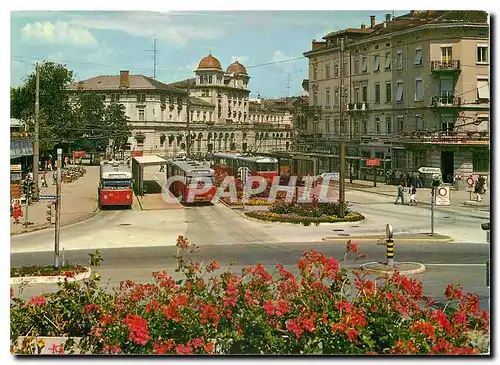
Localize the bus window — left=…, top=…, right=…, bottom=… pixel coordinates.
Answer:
left=257, top=163, right=277, bottom=172
left=102, top=179, right=131, bottom=190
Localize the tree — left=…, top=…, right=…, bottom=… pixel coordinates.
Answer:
left=10, top=62, right=75, bottom=154
left=104, top=102, right=131, bottom=157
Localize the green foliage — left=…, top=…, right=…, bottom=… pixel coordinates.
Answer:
left=10, top=264, right=87, bottom=278
left=88, top=250, right=103, bottom=267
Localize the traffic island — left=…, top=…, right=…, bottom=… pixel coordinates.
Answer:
left=10, top=265, right=92, bottom=285
left=321, top=233, right=453, bottom=243
left=360, top=261, right=426, bottom=276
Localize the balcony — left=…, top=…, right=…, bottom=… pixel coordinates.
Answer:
left=431, top=93, right=462, bottom=107
left=348, top=102, right=369, bottom=112
left=431, top=60, right=461, bottom=73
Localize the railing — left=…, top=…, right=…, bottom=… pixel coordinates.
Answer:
left=431, top=93, right=462, bottom=107
left=431, top=60, right=461, bottom=72
left=348, top=102, right=369, bottom=111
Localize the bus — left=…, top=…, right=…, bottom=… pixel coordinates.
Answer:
left=99, top=161, right=133, bottom=209
left=166, top=159, right=216, bottom=204
left=211, top=153, right=279, bottom=186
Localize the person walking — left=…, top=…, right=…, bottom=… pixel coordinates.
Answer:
left=395, top=183, right=405, bottom=205
left=47, top=159, right=52, bottom=171
left=41, top=170, right=48, bottom=188
left=409, top=186, right=417, bottom=205
left=12, top=200, right=23, bottom=224
left=475, top=176, right=486, bottom=202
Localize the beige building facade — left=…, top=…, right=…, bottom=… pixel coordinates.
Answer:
left=297, top=11, right=489, bottom=187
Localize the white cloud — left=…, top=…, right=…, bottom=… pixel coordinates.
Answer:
left=67, top=12, right=224, bottom=47
left=21, top=21, right=98, bottom=47
left=271, top=50, right=296, bottom=74
left=231, top=56, right=249, bottom=65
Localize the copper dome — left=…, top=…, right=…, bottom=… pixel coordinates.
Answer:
left=197, top=54, right=222, bottom=70
left=226, top=60, right=247, bottom=74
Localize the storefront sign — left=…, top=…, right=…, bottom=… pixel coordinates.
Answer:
left=10, top=164, right=22, bottom=171
left=365, top=158, right=381, bottom=167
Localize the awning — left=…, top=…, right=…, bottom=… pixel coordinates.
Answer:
left=10, top=140, right=33, bottom=159
left=132, top=155, right=167, bottom=166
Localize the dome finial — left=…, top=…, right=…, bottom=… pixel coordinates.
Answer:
left=209, top=49, right=212, bottom=56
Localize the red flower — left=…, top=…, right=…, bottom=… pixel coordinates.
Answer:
left=321, top=313, right=328, bottom=325
left=124, top=313, right=150, bottom=346
left=145, top=299, right=160, bottom=313
left=275, top=301, right=290, bottom=317
left=29, top=295, right=47, bottom=306
left=91, top=327, right=103, bottom=338
left=175, top=294, right=188, bottom=306
left=346, top=328, right=359, bottom=341
left=153, top=340, right=175, bottom=354
left=263, top=300, right=275, bottom=315
left=445, top=284, right=464, bottom=300
left=335, top=300, right=354, bottom=314
left=204, top=342, right=215, bottom=353
left=99, top=314, right=114, bottom=326
left=192, top=337, right=205, bottom=349
left=276, top=263, right=295, bottom=280
left=110, top=346, right=121, bottom=354
left=302, top=318, right=315, bottom=332
left=244, top=290, right=259, bottom=306
left=10, top=287, right=13, bottom=299
left=200, top=304, right=219, bottom=326
left=410, top=321, right=436, bottom=340
left=176, top=343, right=193, bottom=355
left=223, top=296, right=237, bottom=308
left=163, top=302, right=181, bottom=322
left=286, top=319, right=303, bottom=339
left=346, top=239, right=359, bottom=254
left=225, top=283, right=238, bottom=296
left=176, top=235, right=189, bottom=249
left=206, top=260, right=221, bottom=272
left=433, top=310, right=451, bottom=330
left=453, top=312, right=467, bottom=325
left=83, top=304, right=100, bottom=313
left=64, top=270, right=75, bottom=278
left=50, top=344, right=65, bottom=354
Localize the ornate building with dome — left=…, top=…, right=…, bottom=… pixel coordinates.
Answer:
left=67, top=53, right=294, bottom=158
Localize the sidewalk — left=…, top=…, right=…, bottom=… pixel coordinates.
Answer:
left=341, top=179, right=490, bottom=209
left=10, top=166, right=100, bottom=235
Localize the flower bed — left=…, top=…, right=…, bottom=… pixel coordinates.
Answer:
left=11, top=264, right=88, bottom=278
left=245, top=211, right=365, bottom=225
left=10, top=236, right=489, bottom=355
left=221, top=197, right=281, bottom=207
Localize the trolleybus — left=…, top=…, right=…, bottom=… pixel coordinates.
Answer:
left=211, top=153, right=279, bottom=186
left=98, top=161, right=133, bottom=209
left=166, top=159, right=216, bottom=204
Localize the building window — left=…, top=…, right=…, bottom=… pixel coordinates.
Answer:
left=396, top=50, right=403, bottom=69
left=386, top=82, right=392, bottom=103
left=343, top=61, right=348, bottom=76
left=477, top=44, right=489, bottom=64
left=385, top=53, right=391, bottom=70
left=386, top=115, right=392, bottom=134
left=138, top=109, right=145, bottom=121
left=137, top=94, right=146, bottom=103
left=363, top=120, right=368, bottom=134
left=325, top=118, right=330, bottom=133
left=414, top=48, right=423, bottom=66
left=354, top=58, right=360, bottom=74
left=354, top=87, right=360, bottom=103
left=334, top=119, right=340, bottom=135
left=313, top=64, right=318, bottom=80
left=374, top=84, right=381, bottom=103
left=416, top=115, right=424, bottom=130
left=373, top=55, right=380, bottom=72
left=477, top=77, right=489, bottom=101
left=313, top=90, right=318, bottom=106
left=473, top=150, right=490, bottom=172
left=202, top=89, right=210, bottom=97
left=325, top=64, right=331, bottom=78
left=362, top=86, right=367, bottom=102
left=441, top=46, right=452, bottom=62
left=111, top=94, right=120, bottom=102
left=441, top=116, right=455, bottom=135
left=208, top=76, right=213, bottom=84
left=397, top=115, right=404, bottom=132
left=334, top=88, right=339, bottom=106
left=354, top=121, right=359, bottom=134
left=375, top=117, right=381, bottom=134
left=334, top=63, right=339, bottom=77
left=415, top=78, right=424, bottom=101
left=326, top=88, right=331, bottom=106
left=396, top=81, right=403, bottom=102
left=361, top=57, right=368, bottom=73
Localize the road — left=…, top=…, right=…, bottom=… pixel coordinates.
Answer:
left=11, top=242, right=490, bottom=310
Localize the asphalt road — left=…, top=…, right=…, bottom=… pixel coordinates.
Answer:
left=11, top=242, right=490, bottom=310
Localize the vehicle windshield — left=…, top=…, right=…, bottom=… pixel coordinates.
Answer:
left=102, top=179, right=131, bottom=189
left=257, top=163, right=277, bottom=172
left=187, top=176, right=213, bottom=186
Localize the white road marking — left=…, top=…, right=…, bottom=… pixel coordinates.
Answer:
left=424, top=263, right=487, bottom=267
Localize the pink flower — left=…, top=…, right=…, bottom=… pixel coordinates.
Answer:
left=275, top=301, right=290, bottom=317
left=286, top=319, right=303, bottom=339
left=29, top=295, right=47, bottom=306
left=192, top=337, right=205, bottom=349
left=263, top=300, right=275, bottom=315
left=50, top=344, right=65, bottom=354
left=176, top=343, right=193, bottom=355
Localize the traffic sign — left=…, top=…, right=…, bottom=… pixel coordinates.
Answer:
left=467, top=176, right=474, bottom=186
left=418, top=167, right=441, bottom=174
left=435, top=186, right=450, bottom=206
left=39, top=195, right=57, bottom=200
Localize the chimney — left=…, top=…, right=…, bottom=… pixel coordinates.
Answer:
left=120, top=70, right=129, bottom=88
left=385, top=13, right=391, bottom=22
left=361, top=23, right=366, bottom=29
left=370, top=15, right=376, bottom=28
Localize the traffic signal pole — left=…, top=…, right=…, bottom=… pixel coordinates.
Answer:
left=33, top=63, right=40, bottom=201
left=54, top=148, right=62, bottom=268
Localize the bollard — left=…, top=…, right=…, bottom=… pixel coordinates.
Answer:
left=386, top=224, right=394, bottom=267
left=386, top=239, right=395, bottom=267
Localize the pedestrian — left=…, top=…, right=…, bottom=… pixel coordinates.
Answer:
left=395, top=183, right=405, bottom=205
left=41, top=170, right=48, bottom=188
left=475, top=175, right=486, bottom=202
left=53, top=170, right=57, bottom=185
left=47, top=159, right=52, bottom=171
left=401, top=173, right=407, bottom=188
left=409, top=186, right=417, bottom=205
left=12, top=200, right=23, bottom=224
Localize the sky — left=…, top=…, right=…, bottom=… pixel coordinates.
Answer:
left=11, top=10, right=409, bottom=99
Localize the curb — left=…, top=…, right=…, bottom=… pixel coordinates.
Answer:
left=360, top=261, right=426, bottom=275
left=243, top=213, right=366, bottom=227
left=10, top=267, right=92, bottom=285
left=10, top=205, right=99, bottom=236
left=321, top=235, right=454, bottom=243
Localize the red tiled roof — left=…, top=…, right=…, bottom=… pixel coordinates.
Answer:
left=227, top=61, right=247, bottom=74
left=198, top=54, right=222, bottom=70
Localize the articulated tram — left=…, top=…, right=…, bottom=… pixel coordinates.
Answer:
left=210, top=153, right=279, bottom=186
left=166, top=159, right=216, bottom=204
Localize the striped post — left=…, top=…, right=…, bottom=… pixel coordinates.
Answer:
left=386, top=239, right=394, bottom=267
